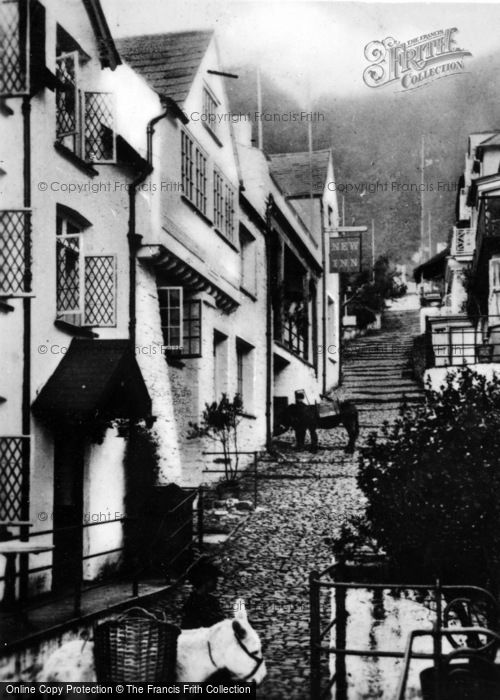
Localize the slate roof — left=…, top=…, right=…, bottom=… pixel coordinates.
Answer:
left=32, top=340, right=151, bottom=425
left=268, top=149, right=331, bottom=198
left=116, top=30, right=213, bottom=105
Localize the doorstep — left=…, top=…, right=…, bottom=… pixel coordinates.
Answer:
left=0, top=576, right=173, bottom=654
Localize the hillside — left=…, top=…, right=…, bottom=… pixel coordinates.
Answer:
left=226, top=50, right=500, bottom=268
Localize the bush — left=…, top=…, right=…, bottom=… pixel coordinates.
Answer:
left=358, top=368, right=500, bottom=588
left=187, top=393, right=244, bottom=481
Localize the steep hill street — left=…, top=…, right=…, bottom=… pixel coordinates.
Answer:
left=153, top=308, right=425, bottom=699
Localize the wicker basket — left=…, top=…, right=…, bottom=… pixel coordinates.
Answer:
left=93, top=607, right=180, bottom=683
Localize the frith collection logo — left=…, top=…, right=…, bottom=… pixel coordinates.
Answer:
left=363, top=28, right=472, bottom=91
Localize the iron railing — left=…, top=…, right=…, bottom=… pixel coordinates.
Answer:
left=0, top=486, right=204, bottom=617
left=450, top=227, right=475, bottom=258
left=424, top=314, right=500, bottom=368
left=309, top=560, right=500, bottom=700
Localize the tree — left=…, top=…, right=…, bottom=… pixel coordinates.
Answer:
left=358, top=368, right=500, bottom=588
left=187, top=393, right=244, bottom=482
left=344, top=255, right=407, bottom=329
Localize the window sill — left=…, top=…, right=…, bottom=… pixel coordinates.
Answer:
left=54, top=319, right=99, bottom=339
left=213, top=227, right=239, bottom=252
left=202, top=121, right=223, bottom=148
left=240, top=286, right=257, bottom=302
left=54, top=142, right=99, bottom=177
left=180, top=195, right=213, bottom=227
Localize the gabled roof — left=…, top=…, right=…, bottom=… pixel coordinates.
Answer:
left=268, top=149, right=331, bottom=198
left=115, top=30, right=213, bottom=105
left=32, top=340, right=151, bottom=425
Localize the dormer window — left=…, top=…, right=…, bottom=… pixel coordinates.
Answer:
left=55, top=26, right=116, bottom=163
left=203, top=86, right=219, bottom=136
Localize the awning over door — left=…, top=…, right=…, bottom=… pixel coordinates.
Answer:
left=32, top=339, right=152, bottom=426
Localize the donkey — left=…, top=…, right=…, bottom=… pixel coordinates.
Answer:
left=39, top=599, right=266, bottom=685
left=275, top=398, right=359, bottom=453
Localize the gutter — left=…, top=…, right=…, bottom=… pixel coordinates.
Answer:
left=320, top=198, right=327, bottom=394
left=127, top=101, right=188, bottom=347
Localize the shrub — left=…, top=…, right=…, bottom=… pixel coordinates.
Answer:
left=188, top=393, right=244, bottom=481
left=358, top=368, right=500, bottom=588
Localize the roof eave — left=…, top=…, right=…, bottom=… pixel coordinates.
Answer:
left=82, top=0, right=121, bottom=70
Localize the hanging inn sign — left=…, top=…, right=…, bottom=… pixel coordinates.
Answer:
left=329, top=227, right=365, bottom=273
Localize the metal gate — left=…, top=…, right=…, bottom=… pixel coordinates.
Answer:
left=309, top=558, right=500, bottom=700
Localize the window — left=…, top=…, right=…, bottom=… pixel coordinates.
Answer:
left=158, top=287, right=183, bottom=349
left=491, top=259, right=500, bottom=291
left=214, top=169, right=235, bottom=243
left=182, top=299, right=202, bottom=356
left=56, top=216, right=83, bottom=316
left=203, top=86, right=219, bottom=134
left=0, top=209, right=31, bottom=295
left=158, top=290, right=203, bottom=357
left=240, top=226, right=257, bottom=296
left=0, top=0, right=46, bottom=97
left=236, top=338, right=254, bottom=412
left=56, top=210, right=116, bottom=326
left=55, top=31, right=115, bottom=163
left=181, top=131, right=207, bottom=215
left=213, top=330, right=228, bottom=400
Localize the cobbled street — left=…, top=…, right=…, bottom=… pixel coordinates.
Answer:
left=152, top=309, right=423, bottom=700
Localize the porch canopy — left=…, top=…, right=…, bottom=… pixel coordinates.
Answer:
left=413, top=247, right=449, bottom=283
left=32, top=339, right=152, bottom=427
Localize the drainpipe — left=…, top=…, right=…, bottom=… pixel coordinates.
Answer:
left=320, top=199, right=327, bottom=394
left=265, top=197, right=273, bottom=450
left=19, top=95, right=31, bottom=597
left=127, top=107, right=169, bottom=348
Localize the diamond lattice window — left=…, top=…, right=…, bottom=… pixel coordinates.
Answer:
left=84, top=255, right=116, bottom=326
left=56, top=232, right=82, bottom=314
left=0, top=437, right=26, bottom=521
left=55, top=43, right=115, bottom=163
left=84, top=92, right=115, bottom=162
left=0, top=210, right=31, bottom=294
left=0, top=0, right=28, bottom=96
left=55, top=52, right=79, bottom=151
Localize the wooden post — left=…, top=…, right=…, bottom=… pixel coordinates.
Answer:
left=335, top=556, right=348, bottom=700
left=253, top=452, right=258, bottom=508
left=309, top=570, right=322, bottom=700
left=197, top=486, right=204, bottom=550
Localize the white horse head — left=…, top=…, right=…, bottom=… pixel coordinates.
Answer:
left=213, top=599, right=266, bottom=684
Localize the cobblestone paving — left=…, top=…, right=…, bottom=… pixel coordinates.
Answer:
left=152, top=310, right=420, bottom=699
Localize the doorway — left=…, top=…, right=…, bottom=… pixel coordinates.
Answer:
left=52, top=434, right=84, bottom=591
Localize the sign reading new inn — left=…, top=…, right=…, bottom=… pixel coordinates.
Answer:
left=329, top=235, right=361, bottom=273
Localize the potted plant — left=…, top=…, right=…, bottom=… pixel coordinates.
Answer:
left=188, top=393, right=244, bottom=493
